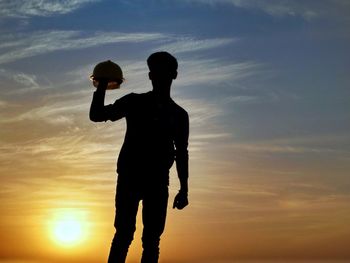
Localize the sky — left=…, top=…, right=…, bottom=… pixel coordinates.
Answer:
left=0, top=0, right=350, bottom=262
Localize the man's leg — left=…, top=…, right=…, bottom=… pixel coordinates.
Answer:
left=108, top=182, right=140, bottom=263
left=141, top=185, right=169, bottom=263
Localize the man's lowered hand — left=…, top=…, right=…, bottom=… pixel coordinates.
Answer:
left=173, top=190, right=188, bottom=210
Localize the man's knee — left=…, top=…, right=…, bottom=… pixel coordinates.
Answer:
left=113, top=225, right=136, bottom=246
left=142, top=233, right=160, bottom=248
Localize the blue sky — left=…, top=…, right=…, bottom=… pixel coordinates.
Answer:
left=1, top=1, right=350, bottom=262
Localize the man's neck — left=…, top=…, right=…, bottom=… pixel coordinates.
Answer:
left=151, top=88, right=171, bottom=99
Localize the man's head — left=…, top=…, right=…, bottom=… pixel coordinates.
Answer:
left=147, top=51, right=178, bottom=76
left=147, top=52, right=178, bottom=97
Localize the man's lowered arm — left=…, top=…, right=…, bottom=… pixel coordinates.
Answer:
left=173, top=111, right=189, bottom=210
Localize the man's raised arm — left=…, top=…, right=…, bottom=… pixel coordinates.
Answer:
left=90, top=81, right=129, bottom=122
left=89, top=81, right=108, bottom=122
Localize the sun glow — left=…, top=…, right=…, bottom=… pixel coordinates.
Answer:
left=54, top=216, right=82, bottom=244
left=49, top=210, right=89, bottom=247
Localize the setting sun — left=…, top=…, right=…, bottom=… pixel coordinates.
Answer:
left=49, top=210, right=89, bottom=247
left=54, top=216, right=82, bottom=245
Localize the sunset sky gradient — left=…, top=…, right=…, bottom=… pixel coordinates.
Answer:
left=1, top=1, right=350, bottom=263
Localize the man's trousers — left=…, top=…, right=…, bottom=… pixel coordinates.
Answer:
left=107, top=178, right=169, bottom=263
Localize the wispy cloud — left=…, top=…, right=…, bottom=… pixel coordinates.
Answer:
left=231, top=143, right=334, bottom=154
left=0, top=68, right=50, bottom=95
left=222, top=95, right=258, bottom=104
left=228, top=0, right=319, bottom=19
left=10, top=72, right=44, bottom=94
left=229, top=134, right=350, bottom=155
left=0, top=29, right=238, bottom=66
left=177, top=58, right=260, bottom=87
left=0, top=30, right=240, bottom=66
left=0, top=0, right=101, bottom=18
left=154, top=37, right=237, bottom=54
left=183, top=0, right=350, bottom=20
left=0, top=30, right=166, bottom=64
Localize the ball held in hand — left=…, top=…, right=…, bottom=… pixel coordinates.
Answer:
left=90, top=60, right=124, bottom=90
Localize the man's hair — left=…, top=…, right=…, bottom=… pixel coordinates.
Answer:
left=147, top=51, right=178, bottom=73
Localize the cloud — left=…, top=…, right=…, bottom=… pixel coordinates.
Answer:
left=0, top=30, right=166, bottom=64
left=231, top=143, right=326, bottom=154
left=0, top=0, right=101, bottom=18
left=0, top=68, right=50, bottom=95
left=228, top=0, right=318, bottom=19
left=0, top=100, right=8, bottom=107
left=0, top=30, right=240, bottom=67
left=154, top=37, right=237, bottom=54
left=177, top=58, right=260, bottom=87
left=182, top=0, right=350, bottom=20
left=222, top=95, right=258, bottom=104
left=229, top=134, right=350, bottom=155
left=11, top=72, right=42, bottom=92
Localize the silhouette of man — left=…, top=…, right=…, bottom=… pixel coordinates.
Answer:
left=89, top=52, right=189, bottom=263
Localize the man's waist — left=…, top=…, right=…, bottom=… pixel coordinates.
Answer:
left=116, top=168, right=170, bottom=186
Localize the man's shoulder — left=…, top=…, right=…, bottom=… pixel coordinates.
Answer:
left=170, top=99, right=188, bottom=118
left=117, top=92, right=154, bottom=108
left=126, top=91, right=151, bottom=100
left=118, top=92, right=144, bottom=102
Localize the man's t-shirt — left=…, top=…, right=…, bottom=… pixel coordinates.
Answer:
left=90, top=90, right=189, bottom=185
